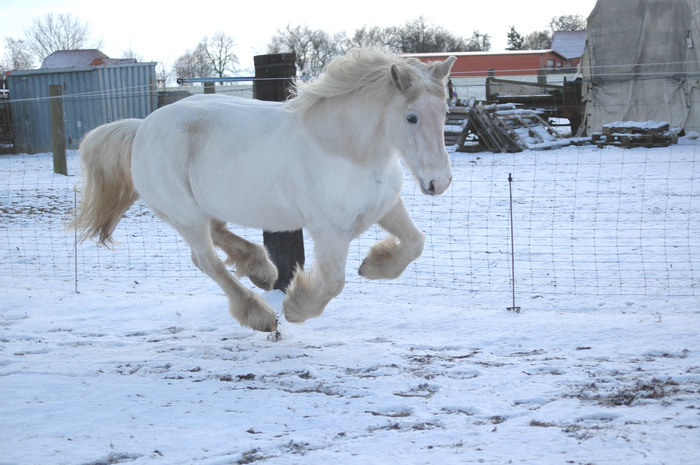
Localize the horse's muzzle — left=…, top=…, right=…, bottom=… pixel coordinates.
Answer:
left=420, top=176, right=452, bottom=196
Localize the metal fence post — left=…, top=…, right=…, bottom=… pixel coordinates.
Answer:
left=253, top=53, right=305, bottom=291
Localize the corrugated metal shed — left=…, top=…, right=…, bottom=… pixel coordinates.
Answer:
left=7, top=62, right=156, bottom=153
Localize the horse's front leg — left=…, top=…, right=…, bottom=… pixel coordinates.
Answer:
left=283, top=232, right=350, bottom=323
left=358, top=197, right=425, bottom=280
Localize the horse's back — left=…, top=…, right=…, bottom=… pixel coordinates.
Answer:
left=130, top=93, right=305, bottom=229
left=180, top=93, right=284, bottom=110
left=150, top=94, right=286, bottom=131
left=133, top=93, right=292, bottom=177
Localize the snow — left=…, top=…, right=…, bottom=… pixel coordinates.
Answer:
left=604, top=121, right=669, bottom=131
left=2, top=140, right=700, bottom=465
left=40, top=50, right=109, bottom=69
left=443, top=124, right=467, bottom=133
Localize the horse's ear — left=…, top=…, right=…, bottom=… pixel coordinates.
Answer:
left=391, top=64, right=412, bottom=92
left=436, top=56, right=457, bottom=80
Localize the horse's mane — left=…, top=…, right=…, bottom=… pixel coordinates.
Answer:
left=286, top=48, right=447, bottom=114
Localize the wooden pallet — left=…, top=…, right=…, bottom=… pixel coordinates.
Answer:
left=466, top=103, right=569, bottom=153
left=602, top=121, right=670, bottom=135
left=592, top=121, right=678, bottom=148
left=491, top=108, right=568, bottom=150
left=468, top=103, right=522, bottom=152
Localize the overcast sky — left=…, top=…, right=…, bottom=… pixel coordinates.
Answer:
left=1, top=0, right=598, bottom=72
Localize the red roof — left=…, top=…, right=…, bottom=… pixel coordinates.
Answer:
left=405, top=50, right=574, bottom=77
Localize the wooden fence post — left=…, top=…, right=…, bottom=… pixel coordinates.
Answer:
left=49, top=84, right=67, bottom=175
left=203, top=82, right=215, bottom=94
left=253, top=53, right=304, bottom=291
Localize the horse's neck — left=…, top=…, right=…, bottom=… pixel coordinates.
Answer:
left=302, top=96, right=395, bottom=166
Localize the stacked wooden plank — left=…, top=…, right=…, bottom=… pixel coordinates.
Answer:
left=444, top=98, right=475, bottom=151
left=591, top=121, right=679, bottom=148
left=467, top=103, right=522, bottom=152
left=466, top=103, right=569, bottom=153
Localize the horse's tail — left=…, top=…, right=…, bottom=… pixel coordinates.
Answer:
left=71, top=119, right=143, bottom=246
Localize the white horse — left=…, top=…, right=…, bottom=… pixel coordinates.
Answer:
left=73, top=48, right=456, bottom=332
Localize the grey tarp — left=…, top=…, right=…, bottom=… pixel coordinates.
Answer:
left=581, top=0, right=700, bottom=134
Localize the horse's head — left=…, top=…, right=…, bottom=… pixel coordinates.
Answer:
left=388, top=56, right=456, bottom=195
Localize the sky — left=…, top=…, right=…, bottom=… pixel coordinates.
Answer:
left=0, top=0, right=598, bottom=74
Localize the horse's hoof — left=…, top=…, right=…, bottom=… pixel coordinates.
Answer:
left=282, top=296, right=313, bottom=324
left=358, top=258, right=383, bottom=280
left=246, top=263, right=278, bottom=291
left=249, top=274, right=275, bottom=291
left=247, top=310, right=278, bottom=332
left=283, top=305, right=307, bottom=324
left=231, top=296, right=278, bottom=332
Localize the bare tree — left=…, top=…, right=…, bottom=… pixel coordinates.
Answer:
left=549, top=14, right=587, bottom=32
left=392, top=17, right=434, bottom=53
left=120, top=46, right=143, bottom=61
left=267, top=25, right=340, bottom=76
left=523, top=30, right=552, bottom=50
left=174, top=42, right=214, bottom=80
left=156, top=61, right=173, bottom=88
left=344, top=26, right=395, bottom=51
left=465, top=30, right=491, bottom=52
left=345, top=17, right=471, bottom=54
left=267, top=17, right=473, bottom=75
left=390, top=17, right=470, bottom=53
left=203, top=32, right=239, bottom=78
left=444, top=31, right=475, bottom=52
left=1, top=38, right=35, bottom=71
left=23, top=13, right=101, bottom=63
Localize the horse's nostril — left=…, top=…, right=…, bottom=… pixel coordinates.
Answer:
left=427, top=180, right=436, bottom=195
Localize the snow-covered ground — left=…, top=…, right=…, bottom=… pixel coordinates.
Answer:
left=2, top=140, right=699, bottom=464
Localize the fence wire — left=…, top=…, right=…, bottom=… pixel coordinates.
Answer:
left=2, top=142, right=698, bottom=304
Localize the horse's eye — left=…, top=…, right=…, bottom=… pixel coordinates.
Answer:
left=406, top=114, right=418, bottom=124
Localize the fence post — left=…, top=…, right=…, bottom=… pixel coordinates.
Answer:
left=253, top=53, right=304, bottom=291
left=537, top=69, right=547, bottom=86
left=507, top=173, right=520, bottom=313
left=49, top=84, right=67, bottom=175
left=203, top=82, right=215, bottom=94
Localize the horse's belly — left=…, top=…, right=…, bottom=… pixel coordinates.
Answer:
left=191, top=165, right=306, bottom=231
left=208, top=199, right=303, bottom=232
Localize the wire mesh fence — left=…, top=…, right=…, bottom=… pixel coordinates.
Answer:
left=2, top=141, right=698, bottom=305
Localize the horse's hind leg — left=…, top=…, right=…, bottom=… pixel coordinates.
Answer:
left=210, top=220, right=278, bottom=290
left=358, top=197, right=425, bottom=280
left=173, top=217, right=277, bottom=332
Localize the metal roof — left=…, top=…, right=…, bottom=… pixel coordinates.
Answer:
left=551, top=31, right=587, bottom=60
